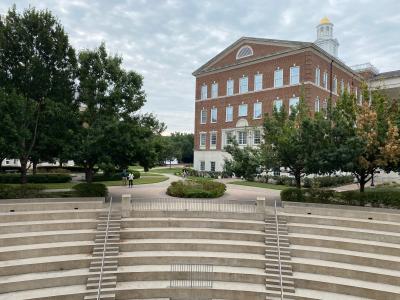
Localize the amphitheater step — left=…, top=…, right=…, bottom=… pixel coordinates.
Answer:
left=84, top=293, right=115, bottom=300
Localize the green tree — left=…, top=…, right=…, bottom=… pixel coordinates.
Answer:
left=331, top=89, right=400, bottom=192
left=224, top=141, right=262, bottom=181
left=262, top=97, right=325, bottom=188
left=169, top=133, right=194, bottom=164
left=0, top=7, right=77, bottom=182
left=75, top=43, right=161, bottom=182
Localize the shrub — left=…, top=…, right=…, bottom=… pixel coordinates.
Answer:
left=272, top=175, right=296, bottom=186
left=167, top=180, right=226, bottom=198
left=93, top=170, right=140, bottom=182
left=0, top=173, right=71, bottom=184
left=339, top=189, right=400, bottom=208
left=73, top=183, right=108, bottom=197
left=0, top=184, right=45, bottom=199
left=280, top=188, right=304, bottom=202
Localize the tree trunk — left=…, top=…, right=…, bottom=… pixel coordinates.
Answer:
left=359, top=174, right=366, bottom=193
left=85, top=165, right=94, bottom=183
left=295, top=173, right=301, bottom=189
left=20, top=158, right=28, bottom=184
left=32, top=160, right=38, bottom=175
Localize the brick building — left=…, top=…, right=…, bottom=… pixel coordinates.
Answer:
left=192, top=17, right=364, bottom=172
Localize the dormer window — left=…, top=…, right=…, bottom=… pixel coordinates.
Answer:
left=236, top=45, right=253, bottom=59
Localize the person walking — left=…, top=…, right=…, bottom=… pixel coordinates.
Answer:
left=128, top=172, right=134, bottom=188
left=122, top=169, right=128, bottom=186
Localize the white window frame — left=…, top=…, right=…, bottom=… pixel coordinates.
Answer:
left=200, top=161, right=205, bottom=171
left=238, top=131, right=247, bottom=145
left=347, top=82, right=351, bottom=93
left=236, top=45, right=254, bottom=59
left=200, top=109, right=207, bottom=124
left=315, top=97, right=320, bottom=112
left=211, top=82, right=218, bottom=98
left=253, top=102, right=262, bottom=119
left=226, top=131, right=233, bottom=145
left=199, top=132, right=206, bottom=148
left=210, top=132, right=217, bottom=149
left=253, top=130, right=261, bottom=145
left=289, top=97, right=299, bottom=115
left=254, top=73, right=263, bottom=91
left=226, top=79, right=234, bottom=96
left=238, top=104, right=248, bottom=117
left=274, top=69, right=283, bottom=88
left=323, top=72, right=328, bottom=89
left=239, top=76, right=248, bottom=93
left=201, top=84, right=207, bottom=100
left=210, top=107, right=217, bottom=123
left=290, top=66, right=300, bottom=85
left=341, top=79, right=345, bottom=94
left=315, top=67, right=320, bottom=86
left=274, top=99, right=283, bottom=112
left=225, top=106, right=233, bottom=122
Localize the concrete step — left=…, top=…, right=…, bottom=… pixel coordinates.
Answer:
left=90, top=260, right=118, bottom=266
left=122, top=217, right=265, bottom=231
left=84, top=293, right=115, bottom=300
left=283, top=212, right=400, bottom=233
left=87, top=281, right=116, bottom=289
left=120, top=227, right=265, bottom=242
left=294, top=271, right=400, bottom=299
left=93, top=251, right=119, bottom=257
left=0, top=219, right=97, bottom=234
left=289, top=232, right=400, bottom=257
left=266, top=267, right=293, bottom=276
left=87, top=275, right=117, bottom=283
left=288, top=223, right=400, bottom=244
left=266, top=283, right=295, bottom=293
left=119, top=238, right=266, bottom=254
left=89, top=265, right=118, bottom=272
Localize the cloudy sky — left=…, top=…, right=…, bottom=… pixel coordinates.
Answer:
left=2, top=0, right=400, bottom=134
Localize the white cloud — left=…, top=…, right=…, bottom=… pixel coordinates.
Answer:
left=3, top=0, right=400, bottom=131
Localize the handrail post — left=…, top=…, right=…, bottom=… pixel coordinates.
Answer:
left=275, top=199, right=284, bottom=300
left=97, top=196, right=113, bottom=300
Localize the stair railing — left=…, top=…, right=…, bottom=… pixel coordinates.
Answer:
left=274, top=199, right=284, bottom=300
left=97, top=196, right=113, bottom=300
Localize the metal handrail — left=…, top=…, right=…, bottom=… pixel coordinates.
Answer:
left=97, top=196, right=113, bottom=300
left=274, top=199, right=284, bottom=300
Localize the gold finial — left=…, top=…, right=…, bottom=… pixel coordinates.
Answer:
left=320, top=16, right=331, bottom=25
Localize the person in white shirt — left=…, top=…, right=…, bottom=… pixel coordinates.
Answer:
left=128, top=173, right=134, bottom=188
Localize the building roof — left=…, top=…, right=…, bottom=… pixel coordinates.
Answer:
left=193, top=36, right=362, bottom=80
left=374, top=70, right=400, bottom=80
left=320, top=16, right=331, bottom=25
left=192, top=36, right=311, bottom=76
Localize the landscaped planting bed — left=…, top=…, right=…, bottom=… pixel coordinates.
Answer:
left=167, top=180, right=226, bottom=198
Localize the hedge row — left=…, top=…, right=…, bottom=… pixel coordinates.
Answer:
left=92, top=170, right=140, bottom=182
left=167, top=180, right=226, bottom=198
left=0, top=184, right=45, bottom=199
left=303, top=175, right=354, bottom=188
left=0, top=173, right=72, bottom=184
left=281, top=188, right=400, bottom=209
left=72, top=183, right=108, bottom=197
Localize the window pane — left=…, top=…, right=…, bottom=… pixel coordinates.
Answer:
left=274, top=100, right=283, bottom=112
left=210, top=132, right=217, bottom=147
left=290, top=66, right=300, bottom=85
left=211, top=83, right=218, bottom=98
left=274, top=69, right=283, bottom=87
left=200, top=110, right=207, bottom=124
left=200, top=133, right=206, bottom=146
left=238, top=104, right=248, bottom=117
left=253, top=102, right=262, bottom=119
left=201, top=85, right=207, bottom=99
left=254, top=130, right=261, bottom=144
left=315, top=68, right=320, bottom=85
left=239, top=77, right=248, bottom=93
left=289, top=97, right=299, bottom=114
left=226, top=131, right=233, bottom=145
left=211, top=108, right=217, bottom=123
left=200, top=161, right=205, bottom=171
left=226, top=106, right=233, bottom=122
left=315, top=98, right=320, bottom=112
left=254, top=74, right=263, bottom=91
left=227, top=80, right=234, bottom=96
left=238, top=131, right=247, bottom=145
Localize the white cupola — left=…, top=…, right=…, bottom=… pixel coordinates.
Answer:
left=314, top=17, right=339, bottom=57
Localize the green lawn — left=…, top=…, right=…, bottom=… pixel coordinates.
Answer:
left=5, top=175, right=168, bottom=189
left=151, top=167, right=182, bottom=174
left=140, top=172, right=163, bottom=177
left=229, top=180, right=288, bottom=190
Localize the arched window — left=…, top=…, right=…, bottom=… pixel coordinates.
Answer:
left=236, top=45, right=253, bottom=59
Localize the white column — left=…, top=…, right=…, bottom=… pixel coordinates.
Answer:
left=121, top=194, right=131, bottom=217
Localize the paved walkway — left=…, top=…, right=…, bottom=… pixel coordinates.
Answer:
left=108, top=173, right=280, bottom=203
